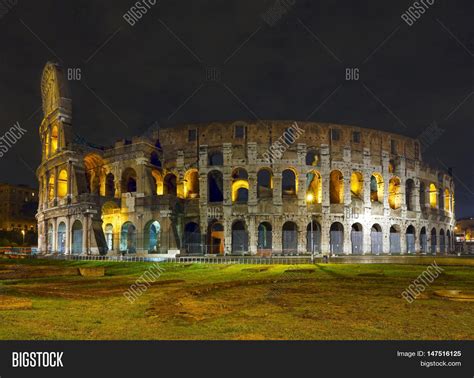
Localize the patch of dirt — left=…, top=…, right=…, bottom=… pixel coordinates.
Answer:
left=284, top=269, right=315, bottom=274
left=0, top=295, right=32, bottom=310
left=79, top=267, right=105, bottom=277
left=357, top=273, right=386, bottom=277
left=434, top=290, right=474, bottom=302
left=11, top=278, right=185, bottom=299
left=241, top=267, right=270, bottom=273
left=0, top=265, right=79, bottom=280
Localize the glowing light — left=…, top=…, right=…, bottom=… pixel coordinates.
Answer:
left=306, top=193, right=314, bottom=203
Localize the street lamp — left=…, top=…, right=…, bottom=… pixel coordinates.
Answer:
left=21, top=229, right=25, bottom=245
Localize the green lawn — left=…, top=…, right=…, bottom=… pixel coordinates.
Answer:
left=0, top=258, right=473, bottom=340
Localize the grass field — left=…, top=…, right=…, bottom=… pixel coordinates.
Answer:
left=0, top=258, right=473, bottom=340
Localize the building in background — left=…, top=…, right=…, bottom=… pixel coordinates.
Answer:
left=455, top=217, right=474, bottom=254
left=0, top=183, right=38, bottom=231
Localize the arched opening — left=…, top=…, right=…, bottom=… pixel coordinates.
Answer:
left=105, top=223, right=113, bottom=251
left=257, top=168, right=273, bottom=199
left=184, top=170, right=199, bottom=199
left=306, top=170, right=322, bottom=204
left=306, top=221, right=321, bottom=253
left=305, top=150, right=320, bottom=166
left=370, top=173, right=384, bottom=203
left=419, top=182, right=426, bottom=208
left=150, top=151, right=161, bottom=167
left=48, top=174, right=55, bottom=201
left=330, top=170, right=344, bottom=204
left=282, top=221, right=298, bottom=254
left=208, top=170, right=223, bottom=202
left=388, top=177, right=401, bottom=209
left=163, top=174, right=177, bottom=196
left=330, top=222, right=344, bottom=254
left=444, top=189, right=451, bottom=212
left=121, top=168, right=137, bottom=193
left=351, top=223, right=363, bottom=255
left=232, top=220, right=248, bottom=253
left=50, top=125, right=59, bottom=154
left=120, top=222, right=137, bottom=254
left=406, top=225, right=416, bottom=254
left=231, top=168, right=249, bottom=203
left=105, top=173, right=115, bottom=197
left=430, top=227, right=437, bottom=254
left=420, top=227, right=427, bottom=253
left=405, top=179, right=415, bottom=211
left=282, top=169, right=297, bottom=196
left=183, top=222, right=201, bottom=254
left=257, top=222, right=272, bottom=251
left=84, top=154, right=104, bottom=195
left=439, top=229, right=446, bottom=254
left=57, top=222, right=66, bottom=254
left=350, top=172, right=363, bottom=200
left=71, top=220, right=83, bottom=254
left=208, top=221, right=224, bottom=254
left=151, top=169, right=163, bottom=195
left=371, top=224, right=383, bottom=254
left=429, top=183, right=437, bottom=209
left=57, top=170, right=68, bottom=198
left=144, top=220, right=161, bottom=253
left=208, top=151, right=223, bottom=166
left=389, top=225, right=401, bottom=254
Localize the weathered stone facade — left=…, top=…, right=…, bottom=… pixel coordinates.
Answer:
left=36, top=62, right=455, bottom=256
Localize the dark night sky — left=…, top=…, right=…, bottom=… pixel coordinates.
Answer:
left=0, top=0, right=472, bottom=217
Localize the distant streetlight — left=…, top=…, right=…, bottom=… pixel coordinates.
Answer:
left=21, top=229, right=25, bottom=245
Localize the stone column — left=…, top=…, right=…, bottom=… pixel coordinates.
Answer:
left=363, top=225, right=371, bottom=255
left=248, top=216, right=257, bottom=255
left=363, top=148, right=372, bottom=216
left=273, top=170, right=282, bottom=206
left=224, top=219, right=232, bottom=255
left=52, top=218, right=57, bottom=253
left=382, top=151, right=390, bottom=215
left=65, top=216, right=71, bottom=254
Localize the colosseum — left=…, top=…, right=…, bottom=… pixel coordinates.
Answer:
left=36, top=62, right=456, bottom=256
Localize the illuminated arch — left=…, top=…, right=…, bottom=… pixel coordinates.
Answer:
left=429, top=183, right=437, bottom=209
left=350, top=171, right=363, bottom=200
left=50, top=125, right=59, bottom=154
left=444, top=189, right=451, bottom=212
left=48, top=173, right=55, bottom=201
left=184, top=169, right=199, bottom=199
left=370, top=173, right=384, bottom=203
left=306, top=170, right=322, bottom=204
left=388, top=176, right=401, bottom=209
left=84, top=153, right=104, bottom=194
left=329, top=170, right=344, bottom=204
left=231, top=168, right=249, bottom=203
left=151, top=169, right=163, bottom=195
left=57, top=169, right=68, bottom=198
